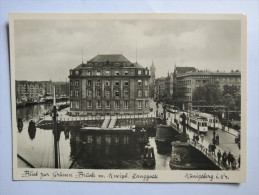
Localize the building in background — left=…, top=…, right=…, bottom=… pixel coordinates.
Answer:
left=53, top=81, right=69, bottom=98
left=149, top=61, right=156, bottom=98
left=165, top=72, right=174, bottom=98
left=69, top=54, right=150, bottom=116
left=15, top=80, right=69, bottom=103
left=175, top=70, right=241, bottom=103
left=154, top=77, right=166, bottom=99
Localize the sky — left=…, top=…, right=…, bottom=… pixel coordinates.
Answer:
left=14, top=19, right=241, bottom=81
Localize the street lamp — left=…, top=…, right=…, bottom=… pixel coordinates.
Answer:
left=213, top=104, right=216, bottom=144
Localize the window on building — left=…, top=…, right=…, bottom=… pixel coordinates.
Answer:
left=96, top=80, right=101, bottom=86
left=96, top=90, right=101, bottom=97
left=105, top=90, right=110, bottom=97
left=115, top=71, right=120, bottom=75
left=124, top=70, right=129, bottom=75
left=124, top=101, right=129, bottom=109
left=70, top=101, right=73, bottom=108
left=87, top=71, right=92, bottom=76
left=75, top=71, right=79, bottom=75
left=124, top=81, right=129, bottom=86
left=138, top=80, right=142, bottom=86
left=145, top=70, right=148, bottom=75
left=70, top=90, right=73, bottom=97
left=145, top=100, right=148, bottom=108
left=75, top=101, right=79, bottom=109
left=137, top=101, right=142, bottom=109
left=70, top=70, right=73, bottom=76
left=115, top=90, right=120, bottom=97
left=75, top=80, right=79, bottom=86
left=145, top=89, right=148, bottom=97
left=106, top=101, right=110, bottom=109
left=88, top=80, right=92, bottom=86
left=75, top=89, right=79, bottom=97
left=87, top=101, right=92, bottom=109
left=96, top=101, right=101, bottom=109
left=87, top=89, right=92, bottom=97
left=96, top=70, right=101, bottom=76
left=115, top=101, right=120, bottom=109
left=70, top=80, right=73, bottom=86
left=115, top=80, right=120, bottom=86
left=105, top=80, right=110, bottom=86
left=138, top=90, right=142, bottom=97
left=144, top=80, right=148, bottom=86
left=105, top=70, right=110, bottom=76
left=138, top=70, right=142, bottom=75
left=124, top=89, right=129, bottom=97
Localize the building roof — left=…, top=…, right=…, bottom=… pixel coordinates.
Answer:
left=177, top=71, right=241, bottom=78
left=175, top=67, right=196, bottom=74
left=73, top=54, right=146, bottom=70
left=88, top=54, right=131, bottom=63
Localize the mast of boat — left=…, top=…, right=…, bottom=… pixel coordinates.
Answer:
left=52, top=85, right=60, bottom=168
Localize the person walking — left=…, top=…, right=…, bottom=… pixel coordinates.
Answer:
left=222, top=151, right=227, bottom=167
left=216, top=134, right=219, bottom=145
left=217, top=150, right=222, bottom=164
left=227, top=151, right=232, bottom=167
left=200, top=134, right=204, bottom=143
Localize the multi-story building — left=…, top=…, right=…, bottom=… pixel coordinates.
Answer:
left=53, top=81, right=69, bottom=98
left=68, top=54, right=151, bottom=116
left=154, top=77, right=166, bottom=99
left=16, top=80, right=56, bottom=102
left=165, top=72, right=174, bottom=98
left=176, top=71, right=241, bottom=102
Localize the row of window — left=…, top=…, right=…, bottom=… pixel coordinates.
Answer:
left=71, top=100, right=149, bottom=109
left=71, top=89, right=149, bottom=98
left=71, top=79, right=148, bottom=87
left=71, top=69, right=149, bottom=76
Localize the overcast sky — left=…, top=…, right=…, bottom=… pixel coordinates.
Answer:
left=14, top=19, right=241, bottom=81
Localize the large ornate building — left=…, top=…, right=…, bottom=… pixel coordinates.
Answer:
left=69, top=54, right=151, bottom=116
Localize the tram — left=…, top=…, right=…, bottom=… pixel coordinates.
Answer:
left=197, top=112, right=219, bottom=129
left=188, top=115, right=208, bottom=134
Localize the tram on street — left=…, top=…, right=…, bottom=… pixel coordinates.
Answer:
left=197, top=112, right=219, bottom=129
left=188, top=115, right=208, bottom=134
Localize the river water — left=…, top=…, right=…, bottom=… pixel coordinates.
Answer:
left=16, top=103, right=171, bottom=170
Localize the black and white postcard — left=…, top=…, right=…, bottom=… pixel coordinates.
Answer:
left=9, top=13, right=247, bottom=183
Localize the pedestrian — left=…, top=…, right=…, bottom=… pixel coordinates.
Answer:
left=200, top=134, right=204, bottom=143
left=231, top=156, right=236, bottom=170
left=216, top=134, right=219, bottom=145
left=208, top=143, right=212, bottom=153
left=211, top=144, right=216, bottom=155
left=193, top=134, right=196, bottom=142
left=196, top=134, right=199, bottom=143
left=217, top=150, right=222, bottom=164
left=222, top=151, right=227, bottom=167
left=227, top=152, right=232, bottom=167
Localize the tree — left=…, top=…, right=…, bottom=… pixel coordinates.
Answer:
left=221, top=85, right=241, bottom=111
left=193, top=82, right=222, bottom=105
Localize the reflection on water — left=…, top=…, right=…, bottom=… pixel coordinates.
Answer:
left=16, top=103, right=178, bottom=170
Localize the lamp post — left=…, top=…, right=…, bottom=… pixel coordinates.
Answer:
left=213, top=104, right=216, bottom=144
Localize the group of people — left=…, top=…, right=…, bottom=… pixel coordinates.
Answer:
left=217, top=150, right=240, bottom=170
left=192, top=133, right=205, bottom=144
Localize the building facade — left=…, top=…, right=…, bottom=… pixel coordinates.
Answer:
left=69, top=54, right=151, bottom=116
left=176, top=71, right=241, bottom=102
left=154, top=77, right=166, bottom=99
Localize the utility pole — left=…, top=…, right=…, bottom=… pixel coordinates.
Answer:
left=53, top=85, right=59, bottom=168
